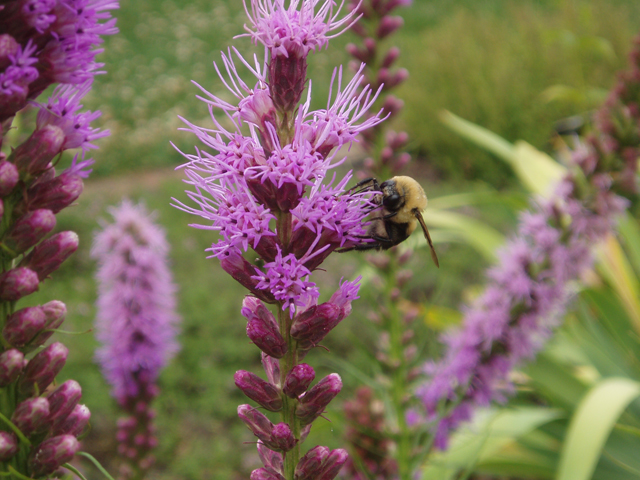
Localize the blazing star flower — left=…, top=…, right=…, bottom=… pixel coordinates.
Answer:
left=174, top=1, right=384, bottom=478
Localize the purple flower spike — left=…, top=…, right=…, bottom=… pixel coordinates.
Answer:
left=0, top=432, right=18, bottom=462
left=296, top=373, right=342, bottom=425
left=52, top=404, right=91, bottom=437
left=283, top=363, right=315, bottom=398
left=251, top=468, right=285, bottom=480
left=10, top=125, right=65, bottom=176
left=295, top=445, right=330, bottom=480
left=3, top=305, right=47, bottom=348
left=19, top=342, right=68, bottom=396
left=5, top=209, right=57, bottom=253
left=0, top=349, right=25, bottom=387
left=11, top=397, right=50, bottom=436
left=0, top=267, right=39, bottom=301
left=23, top=231, right=79, bottom=280
left=30, top=434, right=79, bottom=477
left=0, top=160, right=19, bottom=196
left=47, top=380, right=82, bottom=428
left=243, top=296, right=288, bottom=358
left=234, top=370, right=283, bottom=412
left=238, top=404, right=274, bottom=445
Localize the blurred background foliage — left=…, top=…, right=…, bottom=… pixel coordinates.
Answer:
left=19, top=0, right=640, bottom=479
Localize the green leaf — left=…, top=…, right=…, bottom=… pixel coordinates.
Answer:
left=617, top=214, right=640, bottom=279
left=556, top=378, right=640, bottom=480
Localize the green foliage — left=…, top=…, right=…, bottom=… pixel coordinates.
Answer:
left=399, top=0, right=640, bottom=185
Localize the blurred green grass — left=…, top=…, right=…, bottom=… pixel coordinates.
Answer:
left=21, top=0, right=640, bottom=478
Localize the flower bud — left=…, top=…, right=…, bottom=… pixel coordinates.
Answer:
left=295, top=446, right=330, bottom=480
left=5, top=209, right=57, bottom=254
left=26, top=173, right=83, bottom=213
left=257, top=441, right=283, bottom=474
left=0, top=267, right=39, bottom=301
left=251, top=469, right=285, bottom=480
left=269, top=422, right=296, bottom=452
left=19, top=342, right=68, bottom=396
left=22, top=231, right=78, bottom=280
left=290, top=303, right=341, bottom=350
left=377, top=15, right=404, bottom=39
left=238, top=404, right=273, bottom=445
left=243, top=297, right=287, bottom=358
left=296, top=374, right=342, bottom=426
left=0, top=432, right=18, bottom=461
left=283, top=364, right=315, bottom=398
left=3, top=306, right=47, bottom=347
left=30, top=434, right=79, bottom=477
left=261, top=352, right=281, bottom=387
left=381, top=46, right=401, bottom=69
left=220, top=251, right=276, bottom=303
left=316, top=448, right=348, bottom=479
left=11, top=397, right=50, bottom=436
left=0, top=349, right=24, bottom=386
left=0, top=160, right=19, bottom=196
left=268, top=51, right=308, bottom=114
left=52, top=403, right=90, bottom=437
left=48, top=380, right=82, bottom=429
left=29, top=300, right=66, bottom=347
left=11, top=126, right=65, bottom=176
left=234, top=370, right=282, bottom=412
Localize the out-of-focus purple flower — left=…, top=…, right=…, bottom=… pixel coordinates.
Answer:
left=92, top=200, right=180, bottom=404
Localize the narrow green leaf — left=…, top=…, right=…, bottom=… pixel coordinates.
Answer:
left=556, top=377, right=640, bottom=480
left=617, top=214, right=640, bottom=279
left=78, top=452, right=116, bottom=480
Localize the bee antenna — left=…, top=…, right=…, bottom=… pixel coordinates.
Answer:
left=414, top=211, right=439, bottom=268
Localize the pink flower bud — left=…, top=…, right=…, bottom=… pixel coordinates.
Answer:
left=381, top=95, right=404, bottom=119
left=261, top=352, right=280, bottom=386
left=52, top=403, right=90, bottom=437
left=30, top=434, right=79, bottom=476
left=376, top=16, right=403, bottom=39
left=250, top=469, right=285, bottom=480
left=22, top=231, right=78, bottom=280
left=238, top=404, right=273, bottom=445
left=381, top=46, right=401, bottom=69
left=3, top=306, right=46, bottom=347
left=296, top=374, right=342, bottom=425
left=47, top=380, right=82, bottom=429
left=220, top=251, right=276, bottom=303
left=0, top=267, right=39, bottom=301
left=0, top=349, right=24, bottom=386
left=26, top=173, right=83, bottom=213
left=290, top=303, right=341, bottom=350
left=11, top=126, right=65, bottom=176
left=283, top=363, right=315, bottom=398
left=11, top=397, right=50, bottom=436
left=0, top=161, right=19, bottom=196
left=269, top=422, right=296, bottom=452
left=316, top=448, right=348, bottom=480
left=295, top=446, right=330, bottom=480
left=268, top=53, right=307, bottom=114
left=234, top=370, right=282, bottom=412
left=5, top=209, right=57, bottom=253
left=19, top=342, right=68, bottom=396
left=0, top=432, right=18, bottom=461
left=243, top=297, right=287, bottom=358
left=257, top=440, right=283, bottom=474
left=30, top=300, right=66, bottom=347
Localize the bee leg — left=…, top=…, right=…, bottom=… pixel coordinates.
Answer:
left=337, top=242, right=382, bottom=253
left=346, top=177, right=381, bottom=195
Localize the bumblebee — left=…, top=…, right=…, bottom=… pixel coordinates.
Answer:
left=340, top=176, right=439, bottom=268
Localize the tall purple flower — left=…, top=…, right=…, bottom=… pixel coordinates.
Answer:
left=173, top=1, right=386, bottom=479
left=417, top=35, right=640, bottom=450
left=92, top=200, right=180, bottom=480
left=0, top=2, right=118, bottom=478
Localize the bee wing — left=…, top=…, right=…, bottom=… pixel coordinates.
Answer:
left=415, top=211, right=439, bottom=268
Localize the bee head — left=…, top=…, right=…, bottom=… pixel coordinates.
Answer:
left=380, top=179, right=404, bottom=211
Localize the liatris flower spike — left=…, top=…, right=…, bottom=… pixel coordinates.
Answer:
left=92, top=199, right=180, bottom=480
left=418, top=33, right=640, bottom=450
left=173, top=1, right=390, bottom=478
left=0, top=2, right=118, bottom=478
